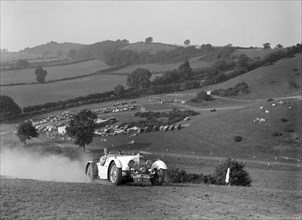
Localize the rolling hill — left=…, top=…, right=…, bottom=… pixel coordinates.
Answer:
left=121, top=42, right=179, bottom=54
left=204, top=53, right=302, bottom=99
left=19, top=41, right=84, bottom=56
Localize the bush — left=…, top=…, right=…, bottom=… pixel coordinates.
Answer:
left=191, top=91, right=214, bottom=102
left=284, top=125, right=294, bottom=133
left=212, top=158, right=252, bottom=187
left=166, top=168, right=204, bottom=183
left=211, top=81, right=250, bottom=97
left=234, top=136, right=242, bottom=142
left=272, top=131, right=283, bottom=136
left=280, top=118, right=288, bottom=122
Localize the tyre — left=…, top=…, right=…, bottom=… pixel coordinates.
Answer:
left=87, top=163, right=97, bottom=182
left=151, top=169, right=166, bottom=186
left=109, top=162, right=122, bottom=185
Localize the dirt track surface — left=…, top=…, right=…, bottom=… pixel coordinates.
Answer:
left=1, top=178, right=301, bottom=220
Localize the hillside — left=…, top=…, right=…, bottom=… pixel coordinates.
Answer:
left=204, top=53, right=302, bottom=99
left=113, top=55, right=211, bottom=74
left=0, top=52, right=41, bottom=63
left=121, top=42, right=178, bottom=54
left=232, top=48, right=282, bottom=59
left=20, top=41, right=84, bottom=56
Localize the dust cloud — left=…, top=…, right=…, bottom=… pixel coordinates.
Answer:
left=0, top=146, right=89, bottom=183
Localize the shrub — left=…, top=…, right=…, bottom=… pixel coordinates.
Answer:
left=234, top=136, right=242, bottom=142
left=212, top=158, right=252, bottom=187
left=191, top=91, right=214, bottom=102
left=289, top=81, right=299, bottom=89
left=211, top=82, right=250, bottom=97
left=166, top=168, right=204, bottom=183
left=284, top=125, right=294, bottom=133
left=280, top=118, right=288, bottom=122
left=272, top=131, right=283, bottom=136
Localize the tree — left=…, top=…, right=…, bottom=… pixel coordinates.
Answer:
left=191, top=91, right=214, bottom=102
left=34, top=66, right=47, bottom=83
left=67, top=49, right=77, bottom=59
left=15, top=59, right=29, bottom=69
left=56, top=50, right=64, bottom=57
left=184, top=39, right=191, bottom=46
left=263, top=42, right=271, bottom=49
left=275, top=44, right=283, bottom=49
left=127, top=68, right=152, bottom=89
left=66, top=109, right=97, bottom=152
left=0, top=95, right=22, bottom=121
left=114, top=84, right=125, bottom=96
left=16, top=121, right=39, bottom=145
left=177, top=60, right=192, bottom=80
left=237, top=54, right=250, bottom=69
left=145, top=37, right=153, bottom=44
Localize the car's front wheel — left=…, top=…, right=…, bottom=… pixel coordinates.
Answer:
left=151, top=169, right=166, bottom=186
left=109, top=162, right=122, bottom=185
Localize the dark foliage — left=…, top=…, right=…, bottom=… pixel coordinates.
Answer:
left=272, top=131, right=283, bottom=137
left=212, top=158, right=252, bottom=186
left=212, top=82, right=250, bottom=97
left=127, top=68, right=152, bottom=89
left=166, top=168, right=205, bottom=183
left=16, top=121, right=39, bottom=145
left=66, top=109, right=97, bottom=152
left=34, top=66, right=47, bottom=83
left=191, top=91, right=214, bottom=102
left=234, top=136, right=243, bottom=142
left=280, top=118, right=288, bottom=122
left=0, top=95, right=22, bottom=121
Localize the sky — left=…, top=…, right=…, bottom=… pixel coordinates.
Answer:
left=1, top=0, right=301, bottom=52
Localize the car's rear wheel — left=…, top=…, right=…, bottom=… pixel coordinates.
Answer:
left=151, top=169, right=166, bottom=186
left=109, top=162, right=122, bottom=185
left=87, top=163, right=97, bottom=182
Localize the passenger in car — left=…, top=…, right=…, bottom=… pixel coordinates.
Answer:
left=100, top=147, right=108, bottom=166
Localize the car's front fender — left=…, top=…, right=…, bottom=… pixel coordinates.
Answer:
left=151, top=160, right=167, bottom=170
left=112, top=158, right=123, bottom=168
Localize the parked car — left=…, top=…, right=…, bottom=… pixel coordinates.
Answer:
left=85, top=151, right=168, bottom=185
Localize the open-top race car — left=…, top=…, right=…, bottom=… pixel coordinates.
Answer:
left=85, top=151, right=168, bottom=185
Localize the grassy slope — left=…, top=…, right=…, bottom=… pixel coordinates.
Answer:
left=232, top=48, right=283, bottom=59
left=0, top=60, right=110, bottom=84
left=90, top=98, right=301, bottom=162
left=205, top=53, right=302, bottom=99
left=121, top=42, right=178, bottom=54
left=113, top=55, right=210, bottom=74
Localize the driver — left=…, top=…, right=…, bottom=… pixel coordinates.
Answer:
left=100, top=147, right=108, bottom=166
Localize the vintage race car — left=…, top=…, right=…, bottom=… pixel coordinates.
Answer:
left=85, top=151, right=167, bottom=185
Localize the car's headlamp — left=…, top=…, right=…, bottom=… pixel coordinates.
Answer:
left=145, top=160, right=153, bottom=169
left=140, top=167, right=146, bottom=173
left=128, top=160, right=135, bottom=168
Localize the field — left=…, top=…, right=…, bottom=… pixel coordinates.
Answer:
left=114, top=55, right=211, bottom=74
left=0, top=52, right=41, bottom=62
left=121, top=42, right=178, bottom=54
left=0, top=60, right=110, bottom=84
left=0, top=74, right=127, bottom=107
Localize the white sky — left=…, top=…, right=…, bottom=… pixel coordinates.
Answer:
left=1, top=0, right=301, bottom=51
